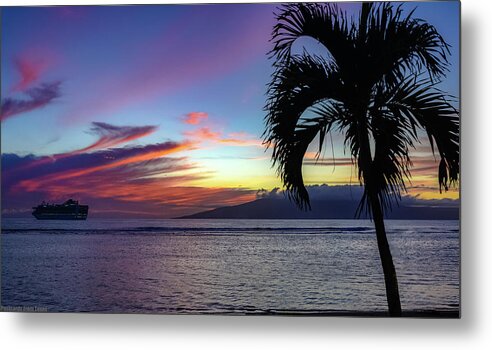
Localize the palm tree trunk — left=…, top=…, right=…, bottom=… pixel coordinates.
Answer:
left=368, top=191, right=402, bottom=317
left=355, top=106, right=402, bottom=316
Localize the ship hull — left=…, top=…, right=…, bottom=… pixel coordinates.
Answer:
left=33, top=213, right=88, bottom=220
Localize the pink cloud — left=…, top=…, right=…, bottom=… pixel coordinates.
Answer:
left=11, top=57, right=47, bottom=92
left=183, top=112, right=208, bottom=125
left=181, top=112, right=263, bottom=147
left=9, top=49, right=59, bottom=92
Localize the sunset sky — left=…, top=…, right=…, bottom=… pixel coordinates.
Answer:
left=1, top=2, right=460, bottom=218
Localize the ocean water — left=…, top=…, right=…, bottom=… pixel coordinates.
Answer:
left=1, top=218, right=459, bottom=315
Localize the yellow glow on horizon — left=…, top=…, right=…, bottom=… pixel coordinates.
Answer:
left=407, top=187, right=460, bottom=200
left=187, top=157, right=283, bottom=189
left=186, top=154, right=459, bottom=201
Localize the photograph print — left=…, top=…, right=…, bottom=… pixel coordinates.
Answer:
left=1, top=2, right=460, bottom=317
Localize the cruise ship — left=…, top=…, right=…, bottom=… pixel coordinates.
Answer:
left=32, top=199, right=89, bottom=220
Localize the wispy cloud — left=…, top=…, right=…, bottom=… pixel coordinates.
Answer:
left=1, top=81, right=61, bottom=121
left=22, top=122, right=158, bottom=169
left=78, top=122, right=158, bottom=153
left=184, top=127, right=221, bottom=141
left=302, top=152, right=443, bottom=175
left=184, top=127, right=262, bottom=147
left=303, top=156, right=354, bottom=167
left=219, top=131, right=263, bottom=147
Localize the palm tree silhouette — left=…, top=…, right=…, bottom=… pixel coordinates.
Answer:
left=263, top=2, right=459, bottom=316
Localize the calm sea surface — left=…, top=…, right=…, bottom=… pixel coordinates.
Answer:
left=1, top=219, right=459, bottom=314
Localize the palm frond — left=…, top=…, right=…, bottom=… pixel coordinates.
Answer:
left=268, top=102, right=344, bottom=210
left=361, top=2, right=450, bottom=87
left=270, top=3, right=354, bottom=66
left=264, top=54, right=343, bottom=149
left=264, top=54, right=347, bottom=208
left=383, top=77, right=459, bottom=193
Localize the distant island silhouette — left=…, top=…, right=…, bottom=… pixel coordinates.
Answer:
left=177, top=187, right=458, bottom=220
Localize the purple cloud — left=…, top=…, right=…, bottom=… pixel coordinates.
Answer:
left=1, top=81, right=61, bottom=121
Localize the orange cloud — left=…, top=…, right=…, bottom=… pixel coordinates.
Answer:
left=184, top=127, right=221, bottom=140
left=17, top=141, right=195, bottom=192
left=184, top=126, right=261, bottom=147
left=183, top=111, right=208, bottom=125
left=4, top=142, right=256, bottom=218
left=181, top=111, right=262, bottom=147
left=219, top=132, right=263, bottom=147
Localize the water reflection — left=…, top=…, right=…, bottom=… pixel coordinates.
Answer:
left=1, top=219, right=459, bottom=314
